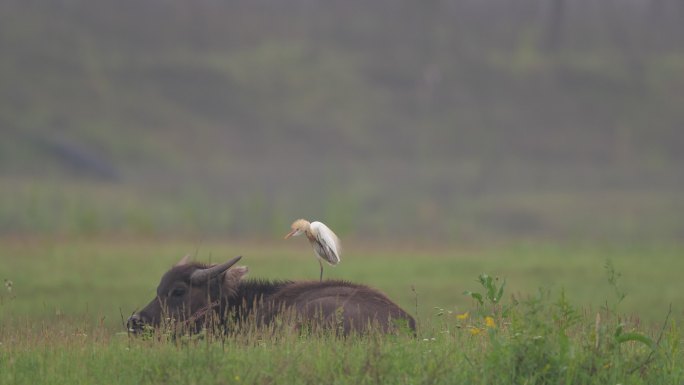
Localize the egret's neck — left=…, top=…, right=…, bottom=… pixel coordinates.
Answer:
left=303, top=225, right=316, bottom=242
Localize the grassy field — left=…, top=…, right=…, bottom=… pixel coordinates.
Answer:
left=1, top=237, right=683, bottom=384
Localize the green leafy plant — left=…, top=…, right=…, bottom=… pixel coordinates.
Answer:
left=602, top=260, right=656, bottom=351
left=1, top=279, right=15, bottom=305
left=614, top=323, right=656, bottom=350
left=463, top=273, right=512, bottom=320
left=463, top=273, right=506, bottom=306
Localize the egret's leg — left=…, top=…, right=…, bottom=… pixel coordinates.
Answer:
left=319, top=259, right=324, bottom=282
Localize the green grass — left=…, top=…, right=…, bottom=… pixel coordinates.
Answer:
left=1, top=238, right=682, bottom=326
left=2, top=177, right=683, bottom=243
left=1, top=237, right=683, bottom=384
left=3, top=317, right=679, bottom=385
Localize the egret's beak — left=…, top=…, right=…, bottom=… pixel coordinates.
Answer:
left=284, top=229, right=297, bottom=239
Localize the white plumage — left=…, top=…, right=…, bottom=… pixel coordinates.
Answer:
left=309, top=221, right=341, bottom=265
left=284, top=219, right=341, bottom=281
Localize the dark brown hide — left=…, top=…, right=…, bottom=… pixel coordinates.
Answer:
left=127, top=259, right=416, bottom=335
left=256, top=281, right=416, bottom=334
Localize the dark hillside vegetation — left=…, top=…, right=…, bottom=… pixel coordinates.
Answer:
left=1, top=0, right=683, bottom=240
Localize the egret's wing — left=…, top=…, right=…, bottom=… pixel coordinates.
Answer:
left=310, top=221, right=341, bottom=265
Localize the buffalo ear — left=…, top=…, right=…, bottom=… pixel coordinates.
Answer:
left=222, top=266, right=248, bottom=296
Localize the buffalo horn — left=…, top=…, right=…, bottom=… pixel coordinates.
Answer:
left=190, top=256, right=243, bottom=284
left=175, top=254, right=191, bottom=266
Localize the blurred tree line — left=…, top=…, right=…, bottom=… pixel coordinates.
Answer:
left=0, top=0, right=682, bottom=241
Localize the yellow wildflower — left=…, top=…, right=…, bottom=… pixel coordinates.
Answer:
left=469, top=327, right=483, bottom=335
left=455, top=312, right=469, bottom=320
left=484, top=316, right=496, bottom=328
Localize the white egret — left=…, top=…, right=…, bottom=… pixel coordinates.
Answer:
left=284, top=219, right=341, bottom=282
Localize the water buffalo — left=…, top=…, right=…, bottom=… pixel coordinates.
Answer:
left=127, top=255, right=416, bottom=335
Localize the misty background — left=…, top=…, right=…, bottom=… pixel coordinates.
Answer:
left=1, top=0, right=683, bottom=242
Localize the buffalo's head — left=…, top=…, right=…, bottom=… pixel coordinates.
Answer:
left=127, top=255, right=247, bottom=334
